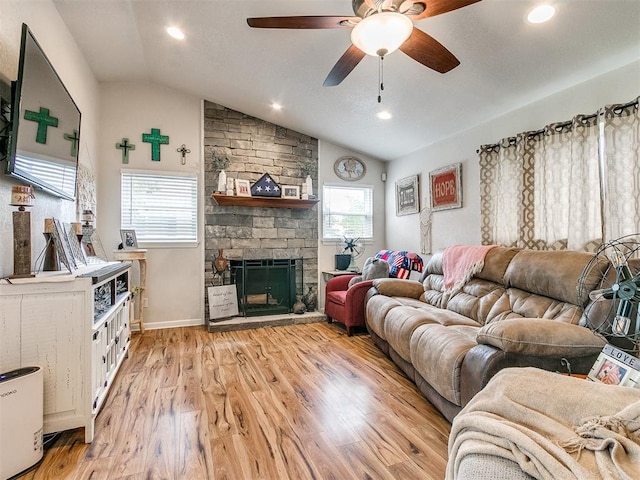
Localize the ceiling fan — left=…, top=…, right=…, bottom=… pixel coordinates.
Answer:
left=247, top=0, right=481, bottom=87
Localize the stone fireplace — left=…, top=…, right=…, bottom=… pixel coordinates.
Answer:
left=203, top=101, right=319, bottom=324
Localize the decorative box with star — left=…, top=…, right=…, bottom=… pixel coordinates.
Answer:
left=251, top=173, right=282, bottom=197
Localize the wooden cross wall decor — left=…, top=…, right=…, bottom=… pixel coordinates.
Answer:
left=24, top=107, right=58, bottom=144
left=142, top=128, right=169, bottom=161
left=116, top=138, right=136, bottom=164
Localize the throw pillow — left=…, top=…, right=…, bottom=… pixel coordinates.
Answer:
left=348, top=257, right=390, bottom=288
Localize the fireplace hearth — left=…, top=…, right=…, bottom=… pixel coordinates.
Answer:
left=231, top=258, right=302, bottom=317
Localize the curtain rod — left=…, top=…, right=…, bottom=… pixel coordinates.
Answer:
left=476, top=98, right=639, bottom=153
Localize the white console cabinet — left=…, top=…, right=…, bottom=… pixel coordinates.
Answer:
left=0, top=262, right=131, bottom=442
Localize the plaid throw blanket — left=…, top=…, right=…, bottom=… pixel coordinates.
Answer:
left=375, top=250, right=424, bottom=279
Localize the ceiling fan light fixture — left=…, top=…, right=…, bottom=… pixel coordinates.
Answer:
left=166, top=26, right=185, bottom=40
left=351, top=12, right=413, bottom=57
left=527, top=5, right=555, bottom=24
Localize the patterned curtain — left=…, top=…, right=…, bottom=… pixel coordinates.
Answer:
left=532, top=115, right=601, bottom=250
left=479, top=97, right=638, bottom=251
left=479, top=139, right=521, bottom=247
left=601, top=97, right=640, bottom=241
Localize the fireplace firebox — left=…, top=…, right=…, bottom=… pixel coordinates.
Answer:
left=231, top=258, right=302, bottom=317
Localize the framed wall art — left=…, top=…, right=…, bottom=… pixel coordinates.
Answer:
left=396, top=174, right=420, bottom=216
left=430, top=162, right=462, bottom=211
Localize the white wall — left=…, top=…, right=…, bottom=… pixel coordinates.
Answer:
left=386, top=60, right=640, bottom=254
left=0, top=1, right=99, bottom=277
left=317, top=141, right=386, bottom=307
left=99, top=82, right=203, bottom=328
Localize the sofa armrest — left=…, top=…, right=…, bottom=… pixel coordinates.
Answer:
left=371, top=278, right=424, bottom=299
left=477, top=319, right=607, bottom=357
left=459, top=343, right=602, bottom=407
left=326, top=274, right=357, bottom=293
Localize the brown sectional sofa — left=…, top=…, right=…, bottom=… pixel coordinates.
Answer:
left=364, top=246, right=609, bottom=422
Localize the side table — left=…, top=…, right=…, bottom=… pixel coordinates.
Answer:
left=113, top=249, right=147, bottom=333
left=321, top=269, right=359, bottom=283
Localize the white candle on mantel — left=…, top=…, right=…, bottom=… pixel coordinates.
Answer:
left=305, top=175, right=313, bottom=197
left=217, top=170, right=227, bottom=193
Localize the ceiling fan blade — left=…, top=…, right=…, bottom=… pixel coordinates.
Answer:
left=408, top=0, right=481, bottom=21
left=323, top=45, right=366, bottom=87
left=399, top=27, right=460, bottom=73
left=247, top=16, right=357, bottom=29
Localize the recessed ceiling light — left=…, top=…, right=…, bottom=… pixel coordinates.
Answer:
left=167, top=26, right=185, bottom=40
left=377, top=110, right=392, bottom=120
left=527, top=5, right=555, bottom=24
left=271, top=103, right=282, bottom=110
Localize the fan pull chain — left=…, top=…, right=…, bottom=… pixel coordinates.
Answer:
left=378, top=55, right=385, bottom=103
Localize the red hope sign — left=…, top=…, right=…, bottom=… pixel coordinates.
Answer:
left=431, top=170, right=457, bottom=207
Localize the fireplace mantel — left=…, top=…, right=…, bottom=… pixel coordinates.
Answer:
left=211, top=193, right=319, bottom=209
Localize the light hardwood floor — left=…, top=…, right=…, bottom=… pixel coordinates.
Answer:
left=19, top=323, right=450, bottom=479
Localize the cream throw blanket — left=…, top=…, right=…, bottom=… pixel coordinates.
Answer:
left=443, top=244, right=496, bottom=293
left=447, top=368, right=640, bottom=480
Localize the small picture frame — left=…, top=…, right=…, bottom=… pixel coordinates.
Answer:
left=52, top=218, right=77, bottom=272
left=235, top=179, right=251, bottom=197
left=120, top=229, right=138, bottom=249
left=396, top=174, right=420, bottom=216
left=587, top=344, right=640, bottom=388
left=282, top=185, right=300, bottom=199
left=430, top=162, right=462, bottom=211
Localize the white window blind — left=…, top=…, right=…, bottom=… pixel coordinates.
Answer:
left=322, top=184, right=373, bottom=240
left=121, top=171, right=197, bottom=243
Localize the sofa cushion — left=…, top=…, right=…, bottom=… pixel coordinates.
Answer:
left=365, top=294, right=404, bottom=340
left=445, top=279, right=506, bottom=326
left=474, top=247, right=521, bottom=284
left=371, top=278, right=425, bottom=299
left=325, top=290, right=347, bottom=307
left=485, top=288, right=584, bottom=324
left=383, top=305, right=482, bottom=363
left=504, top=249, right=594, bottom=305
left=410, top=324, right=480, bottom=406
left=477, top=319, right=607, bottom=356
left=384, top=306, right=439, bottom=362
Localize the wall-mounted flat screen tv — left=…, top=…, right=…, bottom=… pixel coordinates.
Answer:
left=5, top=23, right=81, bottom=200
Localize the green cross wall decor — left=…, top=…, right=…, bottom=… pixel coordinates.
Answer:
left=142, top=128, right=169, bottom=162
left=63, top=129, right=80, bottom=157
left=24, top=107, right=58, bottom=144
left=116, top=138, right=136, bottom=164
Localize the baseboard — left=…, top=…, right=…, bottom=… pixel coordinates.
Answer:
left=132, top=318, right=204, bottom=331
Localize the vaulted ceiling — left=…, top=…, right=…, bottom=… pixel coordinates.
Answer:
left=52, top=0, right=640, bottom=160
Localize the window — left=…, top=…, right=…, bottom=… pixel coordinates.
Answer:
left=121, top=171, right=197, bottom=244
left=322, top=184, right=373, bottom=240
